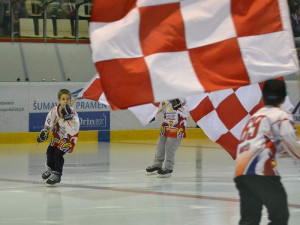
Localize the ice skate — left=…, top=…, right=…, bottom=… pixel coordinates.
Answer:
left=46, top=171, right=61, bottom=185
left=42, top=165, right=52, bottom=180
left=157, top=168, right=173, bottom=178
left=146, top=165, right=161, bottom=175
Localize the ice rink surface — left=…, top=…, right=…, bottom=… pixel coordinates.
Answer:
left=0, top=140, right=299, bottom=225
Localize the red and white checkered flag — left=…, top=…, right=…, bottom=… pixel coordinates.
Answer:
left=185, top=82, right=293, bottom=159
left=90, top=0, right=298, bottom=109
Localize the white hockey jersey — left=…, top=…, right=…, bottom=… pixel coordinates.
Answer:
left=44, top=106, right=80, bottom=139
left=159, top=99, right=189, bottom=138
left=235, top=105, right=300, bottom=177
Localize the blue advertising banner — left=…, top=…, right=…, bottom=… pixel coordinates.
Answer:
left=77, top=111, right=110, bottom=131
left=29, top=111, right=110, bottom=132
left=29, top=113, right=48, bottom=132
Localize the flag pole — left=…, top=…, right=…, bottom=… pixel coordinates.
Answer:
left=156, top=102, right=171, bottom=114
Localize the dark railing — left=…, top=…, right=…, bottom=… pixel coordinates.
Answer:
left=2, top=0, right=92, bottom=43
left=10, top=0, right=20, bottom=42
left=43, top=0, right=56, bottom=43
left=75, top=0, right=91, bottom=44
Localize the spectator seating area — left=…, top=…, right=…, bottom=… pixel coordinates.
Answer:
left=0, top=0, right=91, bottom=39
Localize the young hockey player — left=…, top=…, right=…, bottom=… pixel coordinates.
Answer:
left=234, top=79, right=300, bottom=225
left=146, top=98, right=188, bottom=178
left=37, top=89, right=80, bottom=185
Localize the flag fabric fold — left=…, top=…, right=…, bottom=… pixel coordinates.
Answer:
left=77, top=74, right=107, bottom=104
left=90, top=0, right=298, bottom=109
left=77, top=74, right=158, bottom=126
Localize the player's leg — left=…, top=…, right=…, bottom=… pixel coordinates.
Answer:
left=46, top=138, right=72, bottom=185
left=53, top=148, right=65, bottom=175
left=42, top=145, right=56, bottom=180
left=46, top=149, right=65, bottom=185
left=157, top=137, right=181, bottom=178
left=146, top=136, right=167, bottom=175
left=257, top=177, right=289, bottom=225
left=235, top=176, right=263, bottom=225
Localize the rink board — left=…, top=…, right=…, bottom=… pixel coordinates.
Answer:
left=0, top=128, right=208, bottom=145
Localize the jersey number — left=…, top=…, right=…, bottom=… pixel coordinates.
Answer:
left=240, top=115, right=265, bottom=141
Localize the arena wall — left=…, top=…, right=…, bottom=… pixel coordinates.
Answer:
left=0, top=82, right=198, bottom=134
left=0, top=80, right=300, bottom=130
left=0, top=42, right=96, bottom=82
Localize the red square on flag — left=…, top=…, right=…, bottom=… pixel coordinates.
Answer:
left=189, top=38, right=249, bottom=91
left=91, top=0, right=136, bottom=22
left=139, top=3, right=186, bottom=56
left=96, top=58, right=154, bottom=109
left=232, top=0, right=283, bottom=37
left=216, top=132, right=240, bottom=159
left=216, top=94, right=248, bottom=130
left=189, top=96, right=214, bottom=122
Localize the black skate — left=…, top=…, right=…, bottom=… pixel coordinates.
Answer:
left=146, top=165, right=161, bottom=175
left=42, top=165, right=52, bottom=180
left=157, top=168, right=173, bottom=178
left=46, top=171, right=61, bottom=185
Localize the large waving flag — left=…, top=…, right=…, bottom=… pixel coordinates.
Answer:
left=90, top=0, right=298, bottom=109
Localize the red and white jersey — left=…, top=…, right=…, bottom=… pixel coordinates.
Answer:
left=160, top=99, right=189, bottom=138
left=235, top=106, right=300, bottom=177
left=44, top=106, right=80, bottom=140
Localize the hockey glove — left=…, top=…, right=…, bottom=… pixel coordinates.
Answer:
left=61, top=104, right=74, bottom=121
left=37, top=128, right=49, bottom=143
left=170, top=99, right=182, bottom=110
left=150, top=117, right=155, bottom=123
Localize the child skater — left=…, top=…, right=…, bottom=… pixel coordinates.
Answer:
left=234, top=79, right=300, bottom=225
left=146, top=98, right=188, bottom=178
left=37, top=89, right=80, bottom=185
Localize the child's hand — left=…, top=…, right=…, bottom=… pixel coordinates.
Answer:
left=170, top=99, right=182, bottom=110
left=149, top=117, right=155, bottom=123
left=37, top=129, right=49, bottom=143
left=61, top=104, right=74, bottom=121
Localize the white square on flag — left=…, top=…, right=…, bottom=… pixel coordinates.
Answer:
left=90, top=8, right=143, bottom=62
left=145, top=51, right=204, bottom=101
left=181, top=0, right=237, bottom=48
left=235, top=84, right=262, bottom=112
left=238, top=32, right=298, bottom=83
left=198, top=110, right=229, bottom=141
